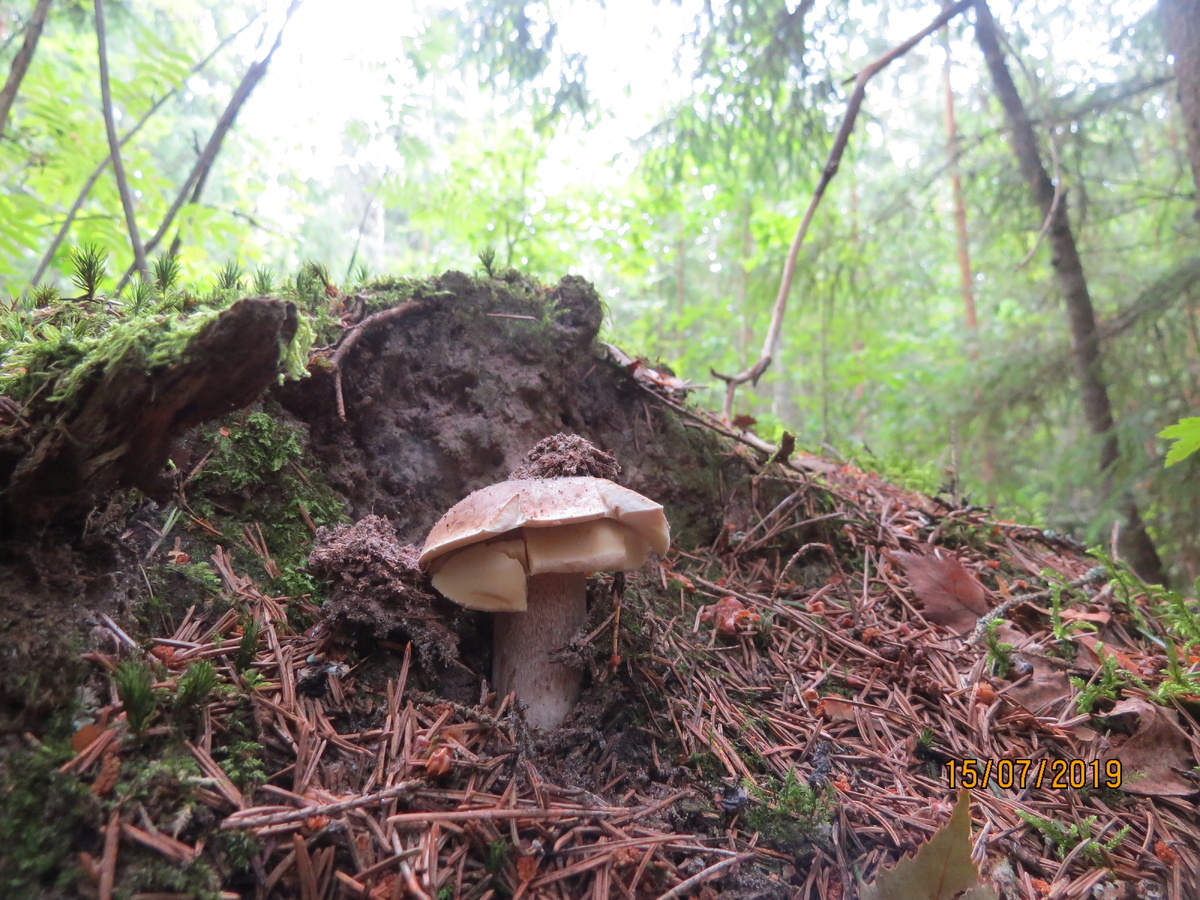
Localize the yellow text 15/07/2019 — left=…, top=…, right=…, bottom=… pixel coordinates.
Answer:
left=944, top=758, right=1121, bottom=791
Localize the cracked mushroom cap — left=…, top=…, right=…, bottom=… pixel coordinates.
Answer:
left=419, top=477, right=670, bottom=612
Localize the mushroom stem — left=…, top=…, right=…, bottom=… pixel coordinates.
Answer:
left=492, top=572, right=587, bottom=730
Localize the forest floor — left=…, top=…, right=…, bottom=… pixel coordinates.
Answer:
left=0, top=270, right=1196, bottom=900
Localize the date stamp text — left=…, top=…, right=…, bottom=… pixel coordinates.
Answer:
left=944, top=758, right=1121, bottom=791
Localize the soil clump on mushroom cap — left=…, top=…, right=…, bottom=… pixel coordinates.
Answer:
left=0, top=268, right=1192, bottom=898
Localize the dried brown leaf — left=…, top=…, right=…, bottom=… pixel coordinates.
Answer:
left=1102, top=698, right=1197, bottom=797
left=892, top=551, right=990, bottom=635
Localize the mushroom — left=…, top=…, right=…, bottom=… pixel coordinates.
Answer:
left=419, top=476, right=670, bottom=730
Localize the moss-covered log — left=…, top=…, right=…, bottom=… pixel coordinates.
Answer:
left=2, top=296, right=297, bottom=527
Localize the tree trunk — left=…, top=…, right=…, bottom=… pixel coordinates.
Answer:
left=1162, top=0, right=1200, bottom=221
left=942, top=25, right=996, bottom=497
left=974, top=0, right=1166, bottom=584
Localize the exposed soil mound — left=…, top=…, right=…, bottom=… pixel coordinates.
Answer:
left=275, top=271, right=763, bottom=552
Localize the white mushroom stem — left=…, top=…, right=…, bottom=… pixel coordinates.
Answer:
left=492, top=572, right=587, bottom=731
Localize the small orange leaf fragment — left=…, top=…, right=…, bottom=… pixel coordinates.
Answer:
left=72, top=722, right=105, bottom=754
left=426, top=745, right=453, bottom=777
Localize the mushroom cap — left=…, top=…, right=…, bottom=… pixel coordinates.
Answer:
left=419, top=476, right=670, bottom=568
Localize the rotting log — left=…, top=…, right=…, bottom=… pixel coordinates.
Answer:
left=2, top=296, right=297, bottom=528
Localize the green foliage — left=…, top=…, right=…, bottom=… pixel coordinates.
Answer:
left=742, top=767, right=835, bottom=844
left=153, top=254, right=182, bottom=294
left=218, top=831, right=260, bottom=873
left=485, top=839, right=511, bottom=875
left=1070, top=643, right=1130, bottom=714
left=175, top=660, right=220, bottom=711
left=479, top=245, right=498, bottom=277
left=115, top=751, right=202, bottom=805
left=236, top=616, right=264, bottom=673
left=983, top=620, right=1014, bottom=678
left=0, top=741, right=91, bottom=898
left=1016, top=810, right=1129, bottom=865
left=115, top=657, right=158, bottom=734
left=31, top=283, right=58, bottom=306
left=176, top=560, right=223, bottom=595
left=252, top=265, right=276, bottom=296
left=1160, top=417, right=1200, bottom=467
left=1150, top=640, right=1200, bottom=703
left=204, top=411, right=304, bottom=491
left=68, top=244, right=108, bottom=301
left=215, top=741, right=267, bottom=791
left=190, top=406, right=346, bottom=601
left=1042, top=570, right=1095, bottom=648
left=125, top=275, right=155, bottom=313
left=295, top=260, right=331, bottom=304
left=215, top=259, right=244, bottom=293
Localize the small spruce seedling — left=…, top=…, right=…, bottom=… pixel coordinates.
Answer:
left=152, top=253, right=181, bottom=293
left=478, top=245, right=498, bottom=278
left=114, top=658, right=158, bottom=734
left=216, top=260, right=244, bottom=293
left=126, top=275, right=154, bottom=313
left=175, top=660, right=220, bottom=711
left=236, top=617, right=263, bottom=673
left=68, top=244, right=109, bottom=301
left=252, top=265, right=276, bottom=296
left=30, top=283, right=59, bottom=306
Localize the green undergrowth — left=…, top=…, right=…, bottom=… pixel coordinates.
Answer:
left=145, top=404, right=348, bottom=631
left=0, top=249, right=338, bottom=411
left=742, top=768, right=836, bottom=847
left=0, top=733, right=93, bottom=898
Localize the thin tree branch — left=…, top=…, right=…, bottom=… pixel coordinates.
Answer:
left=30, top=13, right=262, bottom=286
left=119, top=0, right=302, bottom=291
left=345, top=168, right=391, bottom=281
left=94, top=0, right=148, bottom=279
left=0, top=0, right=52, bottom=142
left=715, top=0, right=977, bottom=424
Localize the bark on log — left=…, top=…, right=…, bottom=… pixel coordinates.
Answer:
left=2, top=297, right=297, bottom=528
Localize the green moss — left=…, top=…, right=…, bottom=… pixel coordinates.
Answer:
left=686, top=750, right=725, bottom=781
left=217, top=831, right=259, bottom=874
left=114, top=749, right=202, bottom=806
left=0, top=740, right=94, bottom=898
left=214, top=740, right=267, bottom=792
left=117, top=853, right=222, bottom=899
left=742, top=768, right=835, bottom=846
left=0, top=273, right=314, bottom=408
left=189, top=406, right=347, bottom=605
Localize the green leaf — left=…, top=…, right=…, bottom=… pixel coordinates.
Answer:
left=1159, top=417, right=1200, bottom=467
left=860, top=791, right=997, bottom=900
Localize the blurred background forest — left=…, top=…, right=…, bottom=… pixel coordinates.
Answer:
left=0, top=0, right=1197, bottom=584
